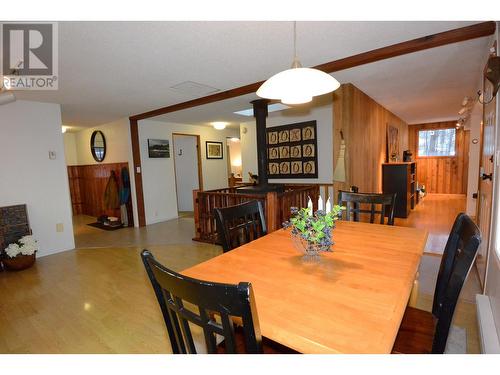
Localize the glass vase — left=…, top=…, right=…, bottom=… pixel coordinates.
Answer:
left=291, top=234, right=332, bottom=257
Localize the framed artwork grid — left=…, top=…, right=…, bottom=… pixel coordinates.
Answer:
left=266, top=120, right=318, bottom=179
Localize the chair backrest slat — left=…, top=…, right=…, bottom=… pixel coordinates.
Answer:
left=164, top=290, right=186, bottom=353
left=174, top=296, right=197, bottom=354
left=431, top=213, right=481, bottom=353
left=141, top=250, right=263, bottom=354
left=199, top=307, right=218, bottom=353
left=214, top=200, right=267, bottom=252
left=337, top=191, right=397, bottom=225
left=220, top=313, right=237, bottom=353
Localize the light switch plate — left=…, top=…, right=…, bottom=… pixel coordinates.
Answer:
left=56, top=223, right=64, bottom=232
left=48, top=151, right=57, bottom=160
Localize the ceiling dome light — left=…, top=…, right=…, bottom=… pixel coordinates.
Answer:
left=257, top=22, right=340, bottom=105
left=212, top=122, right=228, bottom=130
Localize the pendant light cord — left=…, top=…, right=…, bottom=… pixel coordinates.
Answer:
left=291, top=21, right=302, bottom=69
left=294, top=21, right=297, bottom=61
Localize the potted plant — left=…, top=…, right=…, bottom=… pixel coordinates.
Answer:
left=283, top=204, right=345, bottom=257
left=2, top=235, right=38, bottom=271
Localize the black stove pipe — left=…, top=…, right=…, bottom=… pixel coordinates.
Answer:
left=251, top=99, right=270, bottom=186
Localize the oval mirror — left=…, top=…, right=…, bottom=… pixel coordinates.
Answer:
left=90, top=130, right=106, bottom=162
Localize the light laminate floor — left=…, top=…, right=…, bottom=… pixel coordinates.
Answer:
left=0, top=196, right=481, bottom=353
left=395, top=193, right=466, bottom=254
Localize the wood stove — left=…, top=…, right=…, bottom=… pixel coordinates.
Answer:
left=236, top=99, right=284, bottom=195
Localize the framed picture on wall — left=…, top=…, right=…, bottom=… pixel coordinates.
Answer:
left=265, top=120, right=318, bottom=179
left=386, top=125, right=400, bottom=162
left=206, top=141, right=223, bottom=159
left=148, top=139, right=170, bottom=158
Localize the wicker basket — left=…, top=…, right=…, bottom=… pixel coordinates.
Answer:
left=2, top=254, right=36, bottom=271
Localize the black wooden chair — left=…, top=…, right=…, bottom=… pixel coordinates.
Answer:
left=141, top=250, right=296, bottom=354
left=392, top=213, right=481, bottom=354
left=337, top=190, right=397, bottom=225
left=214, top=200, right=267, bottom=253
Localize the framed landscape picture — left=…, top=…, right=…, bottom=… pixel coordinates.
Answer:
left=148, top=139, right=170, bottom=158
left=206, top=141, right=223, bottom=159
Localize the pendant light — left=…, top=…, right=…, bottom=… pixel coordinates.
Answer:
left=257, top=22, right=340, bottom=105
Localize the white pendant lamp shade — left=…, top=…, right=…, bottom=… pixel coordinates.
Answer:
left=256, top=67, right=340, bottom=105
left=256, top=21, right=340, bottom=105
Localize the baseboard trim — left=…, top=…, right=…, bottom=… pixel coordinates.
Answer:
left=476, top=294, right=500, bottom=353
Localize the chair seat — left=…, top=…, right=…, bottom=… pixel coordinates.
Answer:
left=217, top=326, right=299, bottom=354
left=392, top=306, right=436, bottom=354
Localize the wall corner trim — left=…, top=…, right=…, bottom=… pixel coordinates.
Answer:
left=476, top=294, right=500, bottom=353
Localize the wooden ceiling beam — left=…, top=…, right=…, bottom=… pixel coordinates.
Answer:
left=129, top=21, right=496, bottom=121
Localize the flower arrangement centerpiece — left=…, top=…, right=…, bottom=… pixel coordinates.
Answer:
left=283, top=197, right=345, bottom=257
left=2, top=235, right=38, bottom=271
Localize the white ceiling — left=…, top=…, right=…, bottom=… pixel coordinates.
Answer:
left=10, top=21, right=492, bottom=127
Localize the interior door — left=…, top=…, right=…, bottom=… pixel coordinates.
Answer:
left=173, top=134, right=201, bottom=212
left=476, top=45, right=497, bottom=290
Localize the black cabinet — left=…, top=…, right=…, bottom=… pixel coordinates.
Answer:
left=382, top=162, right=416, bottom=218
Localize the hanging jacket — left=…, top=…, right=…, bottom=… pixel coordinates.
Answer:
left=119, top=167, right=131, bottom=205
left=104, top=170, right=120, bottom=209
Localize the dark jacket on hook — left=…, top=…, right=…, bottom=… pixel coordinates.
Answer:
left=119, top=167, right=131, bottom=205
left=104, top=170, right=120, bottom=209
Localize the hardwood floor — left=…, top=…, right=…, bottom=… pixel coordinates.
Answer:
left=0, top=245, right=221, bottom=353
left=394, top=193, right=466, bottom=254
left=73, top=214, right=202, bottom=249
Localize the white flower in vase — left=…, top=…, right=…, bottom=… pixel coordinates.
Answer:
left=18, top=235, right=38, bottom=255
left=3, top=235, right=38, bottom=258
left=5, top=243, right=21, bottom=258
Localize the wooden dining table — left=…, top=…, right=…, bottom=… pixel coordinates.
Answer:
left=182, top=220, right=428, bottom=354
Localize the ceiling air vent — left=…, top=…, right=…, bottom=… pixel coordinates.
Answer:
left=170, top=81, right=220, bottom=96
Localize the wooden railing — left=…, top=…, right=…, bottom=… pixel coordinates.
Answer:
left=193, top=183, right=333, bottom=244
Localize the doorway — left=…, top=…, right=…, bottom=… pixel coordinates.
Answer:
left=172, top=134, right=203, bottom=214
left=405, top=121, right=470, bottom=254
left=226, top=137, right=242, bottom=186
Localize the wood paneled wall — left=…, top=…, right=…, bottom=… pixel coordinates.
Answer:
left=67, top=163, right=133, bottom=224
left=332, top=84, right=409, bottom=198
left=408, top=122, right=469, bottom=194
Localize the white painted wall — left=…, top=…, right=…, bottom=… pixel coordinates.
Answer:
left=71, top=118, right=133, bottom=166
left=63, top=132, right=78, bottom=166
left=0, top=101, right=75, bottom=257
left=173, top=135, right=199, bottom=211
left=138, top=119, right=239, bottom=225
left=240, top=97, right=333, bottom=184
left=466, top=101, right=482, bottom=217
left=240, top=122, right=258, bottom=181
left=62, top=118, right=139, bottom=227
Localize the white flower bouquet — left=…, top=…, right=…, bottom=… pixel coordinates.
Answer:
left=4, top=235, right=39, bottom=258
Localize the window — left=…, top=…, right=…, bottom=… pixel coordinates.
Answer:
left=418, top=128, right=456, bottom=157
